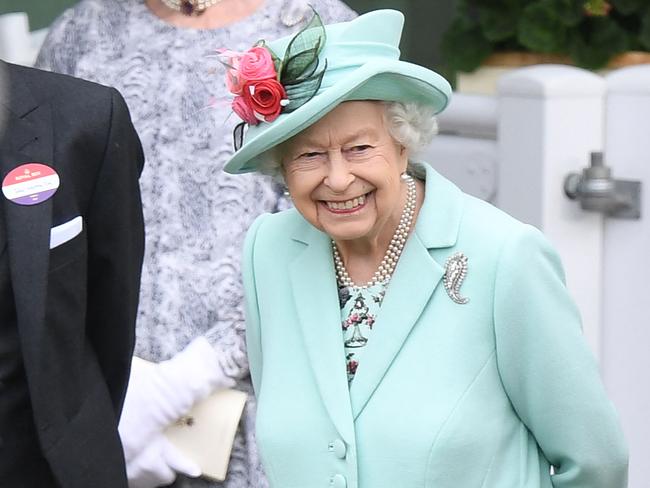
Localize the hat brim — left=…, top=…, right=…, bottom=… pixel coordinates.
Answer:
left=223, top=59, right=451, bottom=174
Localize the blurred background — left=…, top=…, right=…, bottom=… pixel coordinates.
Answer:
left=9, top=0, right=458, bottom=75
left=0, top=0, right=79, bottom=30
left=1, top=1, right=649, bottom=486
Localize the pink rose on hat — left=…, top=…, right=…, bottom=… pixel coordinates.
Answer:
left=218, top=49, right=245, bottom=95
left=231, top=96, right=257, bottom=125
left=220, top=45, right=288, bottom=125
left=239, top=46, right=277, bottom=82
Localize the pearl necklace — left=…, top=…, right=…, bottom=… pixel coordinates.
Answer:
left=333, top=175, right=417, bottom=289
left=160, top=0, right=222, bottom=16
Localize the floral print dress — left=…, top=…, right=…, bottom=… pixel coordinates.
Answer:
left=338, top=283, right=387, bottom=384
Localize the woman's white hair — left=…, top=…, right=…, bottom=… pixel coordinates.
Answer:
left=383, top=101, right=438, bottom=156
left=259, top=101, right=438, bottom=180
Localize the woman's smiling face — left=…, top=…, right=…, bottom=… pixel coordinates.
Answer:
left=280, top=101, right=408, bottom=245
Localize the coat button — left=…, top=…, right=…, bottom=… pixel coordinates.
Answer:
left=330, top=474, right=347, bottom=488
left=331, top=439, right=346, bottom=459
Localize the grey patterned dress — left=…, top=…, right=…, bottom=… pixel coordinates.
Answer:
left=36, top=1, right=356, bottom=486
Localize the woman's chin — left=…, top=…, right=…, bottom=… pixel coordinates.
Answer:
left=322, top=223, right=376, bottom=243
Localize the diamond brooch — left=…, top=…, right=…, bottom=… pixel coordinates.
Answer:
left=443, top=252, right=469, bottom=304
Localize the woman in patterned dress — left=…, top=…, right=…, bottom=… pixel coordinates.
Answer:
left=224, top=10, right=628, bottom=488
left=36, top=1, right=356, bottom=487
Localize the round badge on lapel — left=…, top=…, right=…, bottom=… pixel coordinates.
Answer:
left=2, top=163, right=60, bottom=206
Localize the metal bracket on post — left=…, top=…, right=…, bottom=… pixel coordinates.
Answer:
left=564, top=152, right=642, bottom=219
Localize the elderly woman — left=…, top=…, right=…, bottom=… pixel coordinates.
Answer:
left=221, top=9, right=628, bottom=488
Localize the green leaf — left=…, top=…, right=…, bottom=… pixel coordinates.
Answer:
left=269, top=48, right=283, bottom=78
left=639, top=6, right=650, bottom=50
left=467, top=0, right=512, bottom=8
left=441, top=16, right=493, bottom=72
left=282, top=44, right=322, bottom=83
left=517, top=0, right=568, bottom=52
left=442, top=0, right=650, bottom=74
left=280, top=9, right=326, bottom=83
left=569, top=16, right=629, bottom=69
left=552, top=0, right=584, bottom=26
left=283, top=60, right=327, bottom=113
left=478, top=4, right=520, bottom=41
left=610, top=0, right=647, bottom=15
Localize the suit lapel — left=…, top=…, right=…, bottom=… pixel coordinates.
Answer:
left=1, top=64, right=55, bottom=412
left=1, top=62, right=53, bottom=155
left=349, top=164, right=464, bottom=419
left=289, top=221, right=355, bottom=444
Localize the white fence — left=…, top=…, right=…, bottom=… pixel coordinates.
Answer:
left=423, top=64, right=649, bottom=488
left=428, top=94, right=498, bottom=203
left=602, top=66, right=650, bottom=488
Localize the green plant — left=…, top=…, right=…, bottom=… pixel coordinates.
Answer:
left=442, top=0, right=650, bottom=71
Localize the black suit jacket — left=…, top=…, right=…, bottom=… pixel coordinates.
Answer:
left=0, top=61, right=144, bottom=488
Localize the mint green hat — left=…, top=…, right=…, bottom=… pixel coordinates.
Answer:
left=223, top=9, right=452, bottom=174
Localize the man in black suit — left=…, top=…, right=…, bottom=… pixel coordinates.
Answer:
left=0, top=60, right=144, bottom=487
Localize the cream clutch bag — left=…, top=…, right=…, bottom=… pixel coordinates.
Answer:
left=134, top=357, right=248, bottom=481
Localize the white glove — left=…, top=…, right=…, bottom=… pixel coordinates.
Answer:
left=119, top=337, right=235, bottom=463
left=126, top=433, right=201, bottom=488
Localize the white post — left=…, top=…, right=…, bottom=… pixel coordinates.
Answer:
left=496, top=65, right=605, bottom=357
left=0, top=13, right=32, bottom=65
left=603, top=65, right=650, bottom=488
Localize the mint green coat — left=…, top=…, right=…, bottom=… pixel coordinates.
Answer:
left=242, top=164, right=628, bottom=488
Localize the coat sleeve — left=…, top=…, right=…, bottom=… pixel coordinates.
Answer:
left=85, top=87, right=145, bottom=416
left=242, top=213, right=270, bottom=396
left=493, top=224, right=628, bottom=487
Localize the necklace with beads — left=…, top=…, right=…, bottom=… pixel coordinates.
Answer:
left=333, top=175, right=417, bottom=290
left=160, top=0, right=222, bottom=16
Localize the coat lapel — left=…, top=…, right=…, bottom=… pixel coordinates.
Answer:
left=289, top=221, right=355, bottom=444
left=349, top=164, right=464, bottom=419
left=1, top=64, right=55, bottom=413
left=348, top=233, right=444, bottom=418
left=287, top=164, right=465, bottom=429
